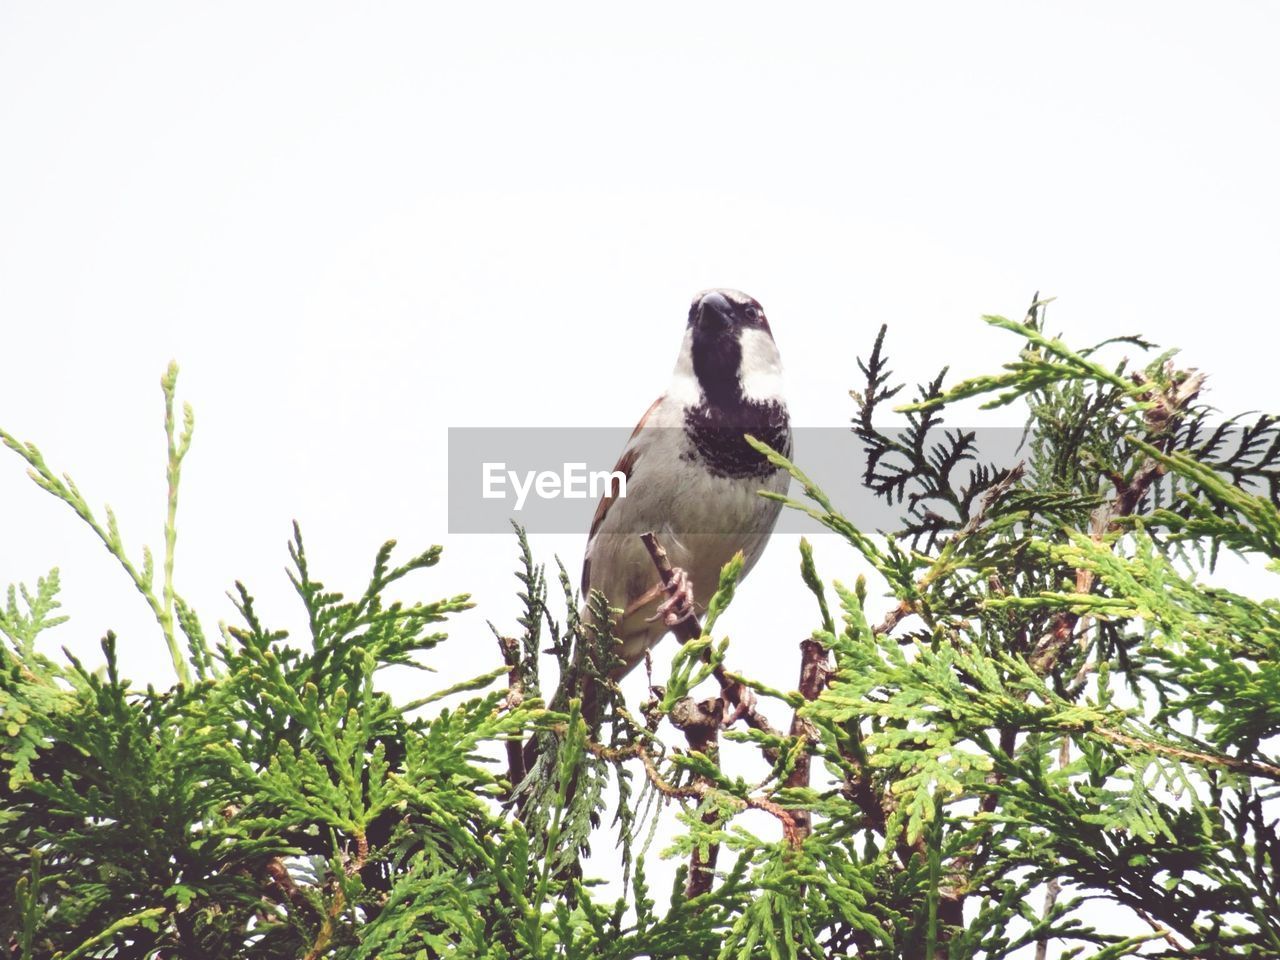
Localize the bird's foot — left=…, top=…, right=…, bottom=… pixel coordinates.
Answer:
left=647, top=566, right=696, bottom=627
left=723, top=681, right=757, bottom=728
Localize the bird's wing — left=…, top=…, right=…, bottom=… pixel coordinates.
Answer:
left=581, top=395, right=664, bottom=596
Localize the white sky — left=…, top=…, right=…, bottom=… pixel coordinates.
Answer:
left=2, top=4, right=1277, bottom=954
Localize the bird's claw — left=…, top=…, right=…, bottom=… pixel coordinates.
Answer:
left=647, top=566, right=696, bottom=627
left=723, top=681, right=757, bottom=728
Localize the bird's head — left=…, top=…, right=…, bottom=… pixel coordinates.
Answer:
left=677, top=289, right=783, bottom=409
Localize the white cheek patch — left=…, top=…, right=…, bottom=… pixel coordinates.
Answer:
left=738, top=327, right=784, bottom=403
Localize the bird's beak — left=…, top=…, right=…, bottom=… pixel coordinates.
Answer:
left=696, top=292, right=732, bottom=332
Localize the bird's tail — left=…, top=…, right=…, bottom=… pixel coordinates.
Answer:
left=520, top=673, right=599, bottom=777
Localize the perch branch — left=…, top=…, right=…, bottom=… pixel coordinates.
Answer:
left=639, top=532, right=782, bottom=739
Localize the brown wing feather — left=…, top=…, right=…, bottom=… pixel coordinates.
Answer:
left=581, top=395, right=664, bottom=596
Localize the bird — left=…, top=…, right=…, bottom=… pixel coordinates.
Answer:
left=523, top=288, right=791, bottom=776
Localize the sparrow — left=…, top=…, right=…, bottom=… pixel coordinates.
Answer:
left=526, top=288, right=791, bottom=767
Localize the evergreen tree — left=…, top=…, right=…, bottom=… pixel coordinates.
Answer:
left=3, top=300, right=1278, bottom=958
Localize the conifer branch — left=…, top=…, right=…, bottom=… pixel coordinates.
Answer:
left=7, top=322, right=1280, bottom=958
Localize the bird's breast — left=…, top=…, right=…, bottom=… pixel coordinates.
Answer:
left=682, top=400, right=791, bottom=480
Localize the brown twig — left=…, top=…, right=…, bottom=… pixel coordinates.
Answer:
left=496, top=634, right=527, bottom=791
left=1094, top=727, right=1280, bottom=781
left=783, top=638, right=833, bottom=842
left=1134, top=906, right=1195, bottom=954
left=585, top=736, right=801, bottom=845
left=874, top=600, right=916, bottom=637
left=262, top=857, right=309, bottom=913
left=670, top=697, right=723, bottom=897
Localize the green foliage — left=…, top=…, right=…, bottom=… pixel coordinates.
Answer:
left=4, top=302, right=1280, bottom=959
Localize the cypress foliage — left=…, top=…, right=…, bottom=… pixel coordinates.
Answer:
left=3, top=301, right=1278, bottom=958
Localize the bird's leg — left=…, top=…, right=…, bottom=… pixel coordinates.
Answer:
left=722, top=679, right=758, bottom=728
left=647, top=566, right=696, bottom=627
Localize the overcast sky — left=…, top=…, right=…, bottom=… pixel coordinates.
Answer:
left=2, top=4, right=1277, bottom=951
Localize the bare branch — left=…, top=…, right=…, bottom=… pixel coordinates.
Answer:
left=784, top=638, right=833, bottom=842
left=496, top=633, right=527, bottom=791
